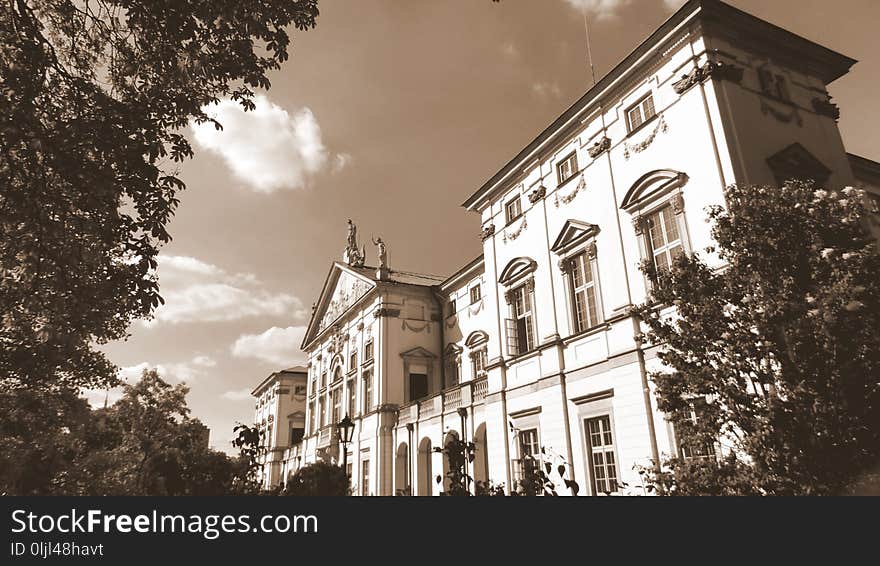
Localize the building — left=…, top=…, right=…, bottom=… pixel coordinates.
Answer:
left=254, top=0, right=880, bottom=495
left=252, top=367, right=308, bottom=489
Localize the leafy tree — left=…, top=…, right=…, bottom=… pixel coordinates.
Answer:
left=1, top=0, right=319, bottom=391
left=230, top=422, right=266, bottom=494
left=284, top=462, right=351, bottom=496
left=635, top=181, right=880, bottom=495
left=434, top=435, right=476, bottom=496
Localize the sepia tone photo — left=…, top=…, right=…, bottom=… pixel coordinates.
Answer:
left=2, top=0, right=878, bottom=498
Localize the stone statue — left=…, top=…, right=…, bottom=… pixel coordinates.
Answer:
left=372, top=236, right=388, bottom=270
left=343, top=219, right=365, bottom=267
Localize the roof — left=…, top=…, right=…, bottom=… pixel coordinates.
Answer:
left=251, top=367, right=307, bottom=397
left=346, top=264, right=446, bottom=287
left=440, top=254, right=485, bottom=291
left=461, top=0, right=857, bottom=212
left=848, top=153, right=880, bottom=184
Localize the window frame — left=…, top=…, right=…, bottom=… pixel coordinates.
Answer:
left=469, top=284, right=481, bottom=305
left=644, top=203, right=685, bottom=273
left=625, top=93, right=657, bottom=133
left=504, top=196, right=523, bottom=225
left=556, top=151, right=579, bottom=186
left=584, top=414, right=620, bottom=495
left=362, top=368, right=373, bottom=413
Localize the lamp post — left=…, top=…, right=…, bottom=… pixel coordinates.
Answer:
left=336, top=414, right=355, bottom=476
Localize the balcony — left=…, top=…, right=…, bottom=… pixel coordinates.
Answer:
left=397, top=377, right=491, bottom=426
left=443, top=386, right=462, bottom=412
left=316, top=425, right=337, bottom=449
left=472, top=378, right=488, bottom=403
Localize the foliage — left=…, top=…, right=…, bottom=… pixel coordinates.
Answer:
left=434, top=435, right=476, bottom=496
left=284, top=462, right=351, bottom=496
left=474, top=480, right=507, bottom=497
left=1, top=0, right=319, bottom=391
left=634, top=181, right=880, bottom=495
left=510, top=425, right=579, bottom=496
left=231, top=422, right=266, bottom=494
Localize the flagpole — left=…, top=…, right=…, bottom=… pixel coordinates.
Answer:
left=582, top=7, right=597, bottom=86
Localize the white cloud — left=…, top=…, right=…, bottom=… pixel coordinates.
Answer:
left=81, top=355, right=217, bottom=408
left=221, top=388, right=254, bottom=402
left=562, top=0, right=633, bottom=19
left=147, top=254, right=307, bottom=326
left=190, top=94, right=335, bottom=193
left=231, top=326, right=307, bottom=367
left=531, top=81, right=563, bottom=99
left=663, top=0, right=686, bottom=11
left=331, top=152, right=353, bottom=174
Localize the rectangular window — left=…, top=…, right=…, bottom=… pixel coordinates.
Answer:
left=289, top=427, right=304, bottom=446
left=293, top=384, right=306, bottom=397
left=626, top=93, right=656, bottom=132
left=570, top=252, right=599, bottom=333
left=362, top=369, right=373, bottom=412
left=445, top=358, right=459, bottom=388
left=505, top=197, right=523, bottom=225
left=364, top=341, right=373, bottom=362
left=556, top=151, right=578, bottom=185
left=409, top=373, right=429, bottom=401
left=318, top=397, right=326, bottom=428
left=758, top=67, right=774, bottom=94
left=361, top=460, right=370, bottom=496
left=677, top=398, right=717, bottom=461
left=349, top=350, right=357, bottom=371
left=331, top=387, right=341, bottom=424
left=514, top=427, right=542, bottom=494
left=585, top=415, right=618, bottom=494
left=774, top=75, right=790, bottom=102
left=308, top=401, right=315, bottom=433
left=347, top=379, right=356, bottom=417
left=510, top=284, right=535, bottom=355
left=448, top=299, right=457, bottom=317
left=472, top=349, right=487, bottom=377
left=646, top=205, right=683, bottom=271
left=469, top=285, right=481, bottom=305
left=320, top=372, right=327, bottom=389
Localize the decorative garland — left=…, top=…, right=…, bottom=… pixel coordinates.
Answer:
left=624, top=115, right=668, bottom=160
left=554, top=174, right=585, bottom=208
left=503, top=216, right=528, bottom=243
left=468, top=299, right=484, bottom=316
left=402, top=320, right=431, bottom=333
left=761, top=99, right=803, bottom=126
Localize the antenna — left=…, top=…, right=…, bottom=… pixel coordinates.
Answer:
left=582, top=6, right=597, bottom=86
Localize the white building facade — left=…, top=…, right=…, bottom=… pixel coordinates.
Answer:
left=254, top=0, right=880, bottom=495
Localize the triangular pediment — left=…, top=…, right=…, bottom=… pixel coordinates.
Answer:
left=550, top=220, right=600, bottom=255
left=400, top=346, right=437, bottom=359
left=302, top=263, right=377, bottom=349
left=766, top=143, right=831, bottom=187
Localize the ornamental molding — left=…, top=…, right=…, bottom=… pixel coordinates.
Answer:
left=502, top=216, right=528, bottom=243
left=624, top=115, right=668, bottom=160
left=587, top=136, right=611, bottom=159
left=554, top=174, right=586, bottom=208
left=812, top=97, right=840, bottom=121
left=672, top=60, right=744, bottom=95
left=760, top=98, right=803, bottom=126
left=402, top=320, right=431, bottom=333
left=528, top=186, right=546, bottom=204
left=480, top=224, right=496, bottom=242
left=671, top=194, right=685, bottom=215
left=503, top=277, right=535, bottom=305
left=468, top=298, right=485, bottom=316
left=373, top=307, right=401, bottom=319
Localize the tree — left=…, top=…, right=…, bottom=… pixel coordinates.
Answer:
left=284, top=462, right=351, bottom=496
left=1, top=0, right=319, bottom=391
left=634, top=181, right=880, bottom=495
left=434, top=435, right=476, bottom=496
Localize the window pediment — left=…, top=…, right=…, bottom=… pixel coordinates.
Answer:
left=621, top=170, right=689, bottom=213
left=766, top=143, right=830, bottom=187
left=550, top=220, right=600, bottom=255
left=399, top=346, right=437, bottom=360
left=465, top=330, right=489, bottom=348
left=499, top=257, right=537, bottom=287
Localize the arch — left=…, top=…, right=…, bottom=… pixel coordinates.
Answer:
left=620, top=169, right=689, bottom=212
left=498, top=257, right=538, bottom=287
left=441, top=430, right=460, bottom=492
left=465, top=330, right=489, bottom=348
left=417, top=437, right=433, bottom=496
left=395, top=442, right=410, bottom=496
left=473, top=423, right=489, bottom=489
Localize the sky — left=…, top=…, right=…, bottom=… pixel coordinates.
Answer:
left=94, top=0, right=880, bottom=452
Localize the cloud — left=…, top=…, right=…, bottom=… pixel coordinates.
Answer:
left=531, top=81, right=563, bottom=99
left=231, top=326, right=307, bottom=367
left=190, top=94, right=338, bottom=193
left=81, top=355, right=217, bottom=408
left=500, top=41, right=519, bottom=58
left=221, top=388, right=254, bottom=402
left=561, top=0, right=633, bottom=19
left=331, top=152, right=353, bottom=174
left=663, top=0, right=686, bottom=11
left=147, top=254, right=307, bottom=326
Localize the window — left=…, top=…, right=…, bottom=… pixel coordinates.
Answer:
left=364, top=341, right=374, bottom=362
left=626, top=94, right=656, bottom=132
left=569, top=251, right=599, bottom=332
left=645, top=205, right=683, bottom=271
left=507, top=284, right=535, bottom=355
left=471, top=349, right=488, bottom=378
left=320, top=372, right=327, bottom=389
left=677, top=398, right=717, bottom=462
left=331, top=386, right=341, bottom=424
left=308, top=401, right=315, bottom=433
left=409, top=373, right=428, bottom=401
left=505, top=197, right=523, bottom=225
left=289, top=426, right=304, bottom=446
left=448, top=299, right=457, bottom=317
left=349, top=350, right=357, bottom=371
left=332, top=366, right=343, bottom=384
left=361, top=460, right=370, bottom=496
left=557, top=151, right=578, bottom=185
left=293, top=384, right=306, bottom=397
left=362, top=369, right=373, bottom=412
left=774, top=75, right=790, bottom=102
left=318, top=397, right=326, bottom=428
left=347, top=379, right=356, bottom=417
left=469, top=285, right=481, bottom=305
left=513, top=427, right=542, bottom=494
left=444, top=356, right=460, bottom=388
left=585, top=415, right=618, bottom=494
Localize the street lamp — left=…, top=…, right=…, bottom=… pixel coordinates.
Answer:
left=336, top=414, right=355, bottom=474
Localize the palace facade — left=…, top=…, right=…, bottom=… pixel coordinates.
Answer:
left=253, top=0, right=880, bottom=494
